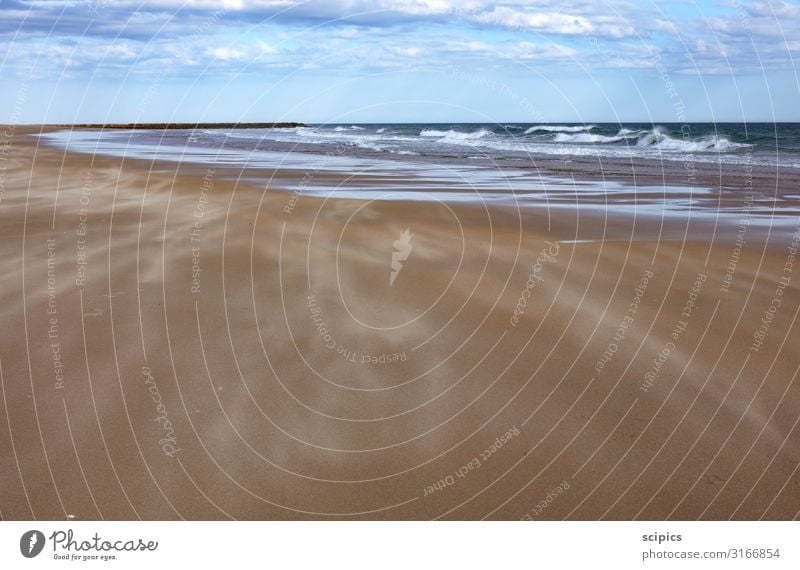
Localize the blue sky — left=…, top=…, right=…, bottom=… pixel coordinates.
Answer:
left=1, top=0, right=798, bottom=123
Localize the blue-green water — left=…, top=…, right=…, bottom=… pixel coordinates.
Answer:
left=197, top=122, right=800, bottom=168
left=41, top=122, right=800, bottom=169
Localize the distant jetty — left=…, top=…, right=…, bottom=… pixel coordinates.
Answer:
left=47, top=122, right=307, bottom=130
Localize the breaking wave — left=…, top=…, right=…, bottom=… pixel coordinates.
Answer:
left=550, top=127, right=749, bottom=152
left=419, top=128, right=492, bottom=141
left=635, top=128, right=749, bottom=152
left=525, top=124, right=595, bottom=134
left=554, top=133, right=630, bottom=144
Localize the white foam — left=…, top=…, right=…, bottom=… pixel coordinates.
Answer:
left=554, top=133, right=627, bottom=144
left=635, top=128, right=749, bottom=152
left=617, top=128, right=646, bottom=136
left=419, top=128, right=492, bottom=140
left=525, top=124, right=595, bottom=134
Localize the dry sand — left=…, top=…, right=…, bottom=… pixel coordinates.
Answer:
left=1, top=128, right=798, bottom=520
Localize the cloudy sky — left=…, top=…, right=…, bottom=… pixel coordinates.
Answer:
left=1, top=0, right=798, bottom=123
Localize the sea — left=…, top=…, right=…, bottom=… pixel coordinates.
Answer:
left=41, top=122, right=800, bottom=169
left=38, top=122, right=800, bottom=234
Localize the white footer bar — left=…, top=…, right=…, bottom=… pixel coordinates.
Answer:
left=2, top=521, right=798, bottom=569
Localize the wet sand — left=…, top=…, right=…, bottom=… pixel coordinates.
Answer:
left=1, top=128, right=799, bottom=520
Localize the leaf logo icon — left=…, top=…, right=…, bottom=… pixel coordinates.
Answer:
left=20, top=530, right=45, bottom=558
left=390, top=228, right=413, bottom=286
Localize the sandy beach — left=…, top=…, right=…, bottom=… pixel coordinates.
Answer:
left=1, top=127, right=798, bottom=521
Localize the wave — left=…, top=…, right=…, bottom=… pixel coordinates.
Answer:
left=525, top=124, right=595, bottom=134
left=419, top=128, right=492, bottom=140
left=617, top=128, right=648, bottom=136
left=636, top=129, right=749, bottom=152
left=198, top=124, right=755, bottom=163
left=554, top=133, right=630, bottom=144
left=549, top=127, right=749, bottom=152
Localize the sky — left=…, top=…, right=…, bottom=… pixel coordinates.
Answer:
left=0, top=0, right=798, bottom=123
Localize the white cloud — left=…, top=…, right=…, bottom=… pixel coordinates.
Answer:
left=208, top=46, right=245, bottom=60
left=511, top=41, right=577, bottom=60
left=446, top=39, right=576, bottom=60
left=652, top=19, right=678, bottom=34
left=695, top=39, right=729, bottom=58
left=396, top=46, right=422, bottom=56
left=447, top=40, right=491, bottom=52
left=4, top=0, right=799, bottom=79
left=743, top=1, right=800, bottom=19
left=469, top=6, right=634, bottom=38
left=105, top=0, right=453, bottom=15
left=205, top=40, right=278, bottom=61
left=105, top=43, right=139, bottom=59
left=472, top=7, right=593, bottom=34
left=331, top=27, right=361, bottom=38
left=256, top=40, right=277, bottom=54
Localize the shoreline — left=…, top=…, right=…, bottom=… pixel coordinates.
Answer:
left=31, top=127, right=800, bottom=248
left=27, top=124, right=800, bottom=200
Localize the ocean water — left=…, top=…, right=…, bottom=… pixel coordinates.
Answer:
left=192, top=122, right=800, bottom=168
left=38, top=124, right=800, bottom=230
left=41, top=122, right=800, bottom=170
